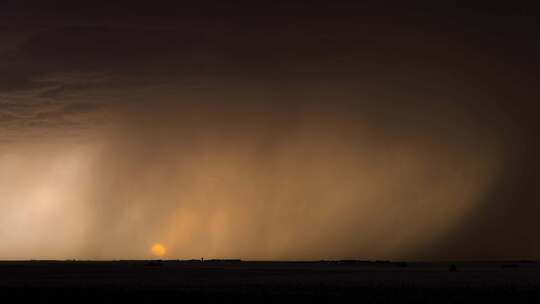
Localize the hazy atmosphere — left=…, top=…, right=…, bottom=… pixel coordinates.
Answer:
left=1, top=2, right=538, bottom=260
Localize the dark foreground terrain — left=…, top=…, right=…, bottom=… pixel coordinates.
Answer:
left=2, top=260, right=540, bottom=302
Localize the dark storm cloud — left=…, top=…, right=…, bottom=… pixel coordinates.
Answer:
left=0, top=72, right=112, bottom=140
left=0, top=2, right=539, bottom=259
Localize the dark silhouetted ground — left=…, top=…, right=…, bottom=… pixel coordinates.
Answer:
left=1, top=260, right=540, bottom=302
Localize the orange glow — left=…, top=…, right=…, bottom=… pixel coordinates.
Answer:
left=151, top=243, right=166, bottom=258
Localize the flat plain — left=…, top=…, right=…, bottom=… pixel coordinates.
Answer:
left=1, top=260, right=540, bottom=302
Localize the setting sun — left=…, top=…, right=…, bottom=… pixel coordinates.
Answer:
left=151, top=243, right=166, bottom=258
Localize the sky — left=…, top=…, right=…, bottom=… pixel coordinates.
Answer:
left=0, top=2, right=539, bottom=260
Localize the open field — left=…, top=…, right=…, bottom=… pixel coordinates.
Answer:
left=1, top=260, right=540, bottom=302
